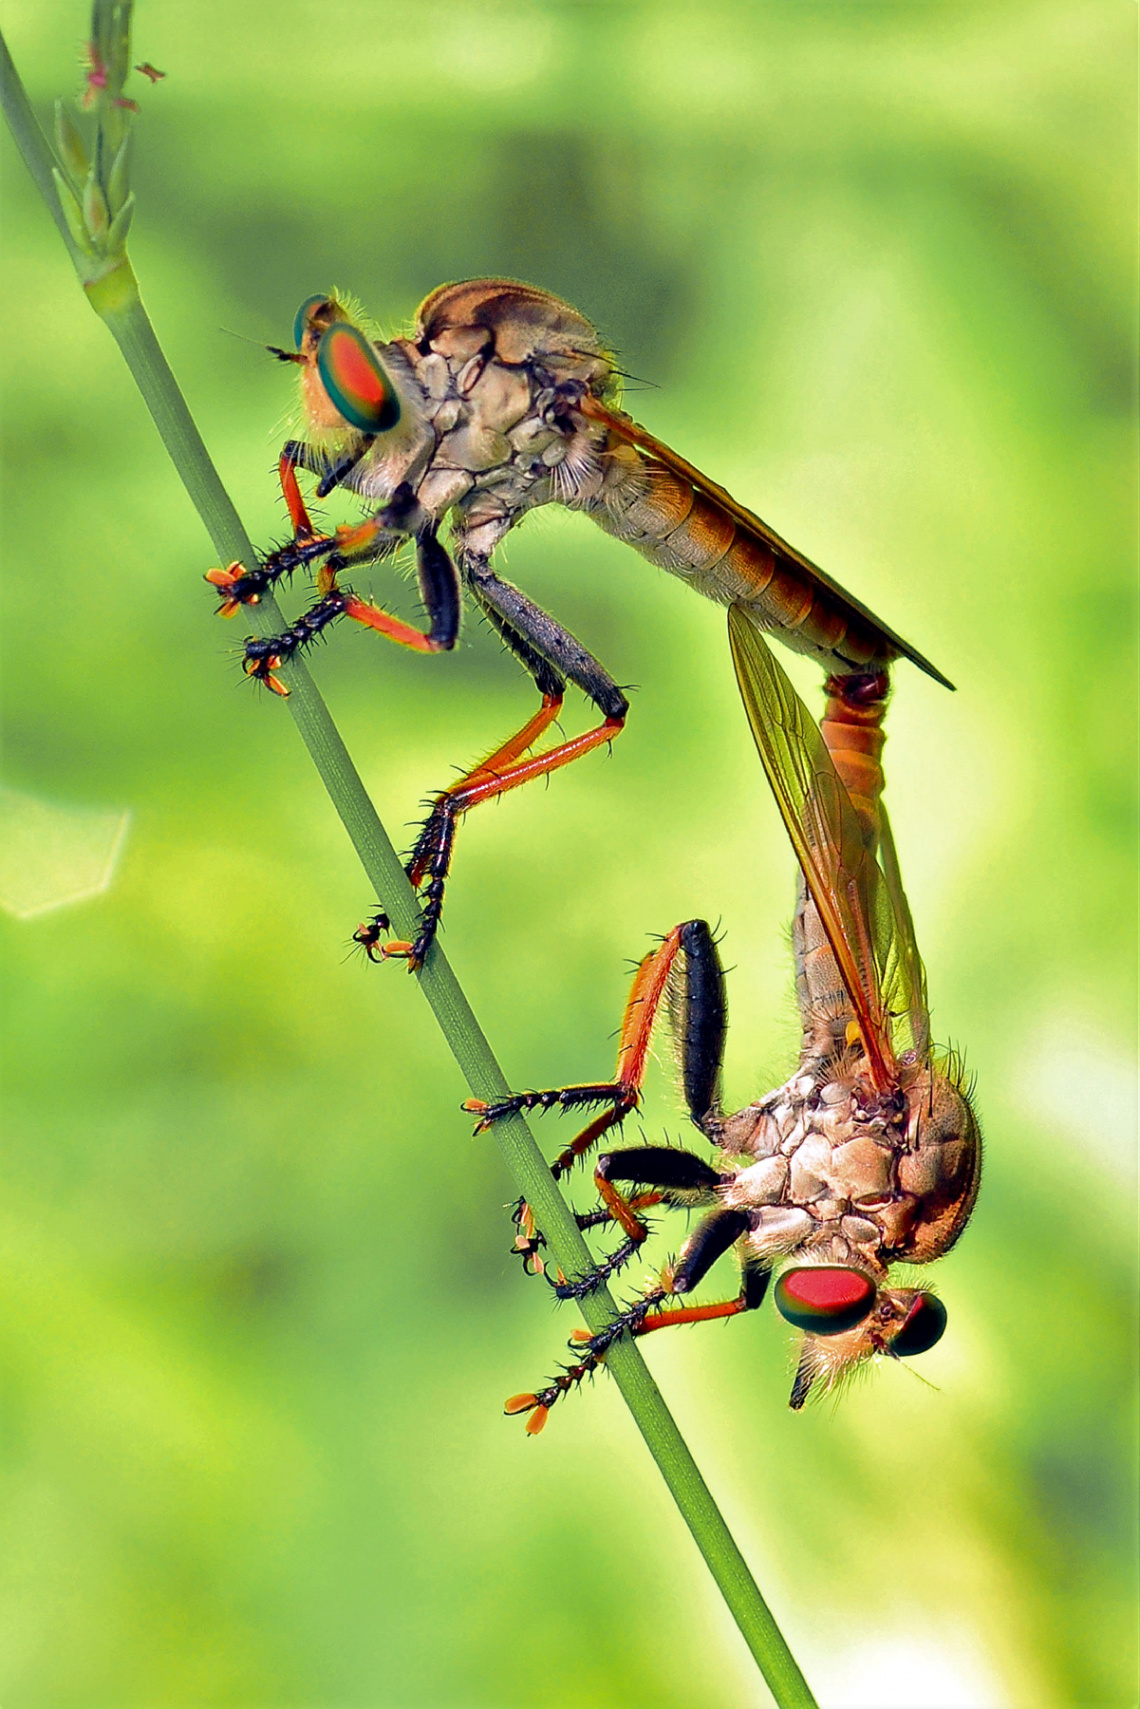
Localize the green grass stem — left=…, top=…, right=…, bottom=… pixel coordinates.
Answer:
left=0, top=21, right=817, bottom=1705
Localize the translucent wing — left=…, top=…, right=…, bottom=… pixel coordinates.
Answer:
left=581, top=395, right=953, bottom=690
left=727, top=603, right=897, bottom=1091
left=874, top=802, right=931, bottom=1062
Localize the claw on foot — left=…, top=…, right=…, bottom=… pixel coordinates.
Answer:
left=206, top=562, right=255, bottom=617
left=243, top=654, right=290, bottom=697
left=504, top=1394, right=549, bottom=1435
left=509, top=1199, right=546, bottom=1276
left=463, top=1097, right=511, bottom=1132
left=352, top=913, right=393, bottom=962
left=374, top=939, right=421, bottom=972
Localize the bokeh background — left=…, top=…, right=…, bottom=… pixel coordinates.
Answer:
left=1, top=3, right=1136, bottom=1705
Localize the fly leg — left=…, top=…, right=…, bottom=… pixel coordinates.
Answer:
left=507, top=1217, right=768, bottom=1434
left=242, top=527, right=460, bottom=696
left=206, top=439, right=369, bottom=611
left=466, top=924, right=693, bottom=1266
left=469, top=920, right=727, bottom=1274
left=210, top=475, right=461, bottom=695
left=398, top=555, right=629, bottom=970
left=551, top=1144, right=727, bottom=1300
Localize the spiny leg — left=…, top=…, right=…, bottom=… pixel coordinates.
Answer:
left=506, top=1186, right=664, bottom=1281
left=466, top=924, right=691, bottom=1151
left=468, top=923, right=693, bottom=1270
left=207, top=439, right=373, bottom=611
left=396, top=688, right=567, bottom=952
left=238, top=525, right=462, bottom=698
left=210, top=461, right=460, bottom=688
left=551, top=1145, right=726, bottom=1299
left=507, top=1217, right=766, bottom=1433
left=479, top=918, right=725, bottom=1153
left=376, top=585, right=568, bottom=970
left=397, top=556, right=629, bottom=969
left=471, top=919, right=727, bottom=1265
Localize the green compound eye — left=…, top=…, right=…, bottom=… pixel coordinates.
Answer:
left=774, top=1267, right=876, bottom=1336
left=892, top=1292, right=947, bottom=1357
left=294, top=294, right=330, bottom=349
left=317, top=322, right=401, bottom=434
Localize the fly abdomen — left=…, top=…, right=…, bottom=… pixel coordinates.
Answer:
left=590, top=449, right=898, bottom=676
left=821, top=672, right=890, bottom=848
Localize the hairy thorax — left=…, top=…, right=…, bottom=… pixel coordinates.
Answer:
left=325, top=284, right=621, bottom=562
left=711, top=1058, right=980, bottom=1279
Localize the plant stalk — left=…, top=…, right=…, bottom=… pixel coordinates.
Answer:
left=0, top=25, right=817, bottom=1706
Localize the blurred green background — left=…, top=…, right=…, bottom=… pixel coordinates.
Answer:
left=1, top=3, right=1136, bottom=1705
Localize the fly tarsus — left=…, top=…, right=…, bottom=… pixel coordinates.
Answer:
left=504, top=1290, right=667, bottom=1434
left=242, top=590, right=350, bottom=695
left=351, top=910, right=392, bottom=962
left=398, top=800, right=456, bottom=972
left=206, top=534, right=336, bottom=614
left=510, top=1198, right=547, bottom=1276
left=548, top=1230, right=648, bottom=1300
left=507, top=1197, right=650, bottom=1290
left=463, top=1084, right=632, bottom=1137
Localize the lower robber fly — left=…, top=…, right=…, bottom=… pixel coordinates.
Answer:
left=208, top=280, right=953, bottom=969
left=468, top=604, right=979, bottom=1429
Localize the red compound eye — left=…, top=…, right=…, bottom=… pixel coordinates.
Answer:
left=774, top=1266, right=876, bottom=1335
left=317, top=322, right=401, bottom=434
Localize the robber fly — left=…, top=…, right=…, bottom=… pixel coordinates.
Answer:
left=208, top=281, right=952, bottom=968
left=466, top=604, right=979, bottom=1429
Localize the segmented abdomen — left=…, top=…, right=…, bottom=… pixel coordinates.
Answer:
left=821, top=674, right=889, bottom=851
left=587, top=451, right=889, bottom=676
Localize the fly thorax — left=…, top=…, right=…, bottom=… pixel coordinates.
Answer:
left=393, top=279, right=616, bottom=532
left=396, top=337, right=529, bottom=517
left=707, top=1085, right=795, bottom=1160
left=722, top=1065, right=917, bottom=1272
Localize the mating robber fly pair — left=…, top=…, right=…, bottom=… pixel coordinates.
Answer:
left=210, top=279, right=980, bottom=1426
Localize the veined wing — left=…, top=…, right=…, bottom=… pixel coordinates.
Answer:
left=875, top=802, right=931, bottom=1063
left=727, top=603, right=897, bottom=1092
left=580, top=395, right=953, bottom=691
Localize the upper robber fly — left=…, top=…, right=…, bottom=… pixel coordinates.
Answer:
left=208, top=280, right=952, bottom=969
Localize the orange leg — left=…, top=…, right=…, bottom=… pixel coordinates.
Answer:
left=506, top=1211, right=764, bottom=1431
left=507, top=1289, right=754, bottom=1436
left=594, top=1174, right=653, bottom=1245
left=205, top=446, right=328, bottom=613
left=451, top=695, right=567, bottom=790
left=627, top=1295, right=752, bottom=1336
left=279, top=447, right=316, bottom=539
left=382, top=700, right=567, bottom=963
left=341, top=592, right=450, bottom=656
left=431, top=714, right=625, bottom=820
left=235, top=515, right=462, bottom=701
left=407, top=696, right=567, bottom=890
left=392, top=710, right=625, bottom=971
left=464, top=923, right=686, bottom=1155
left=467, top=927, right=689, bottom=1277
left=406, top=710, right=625, bottom=889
